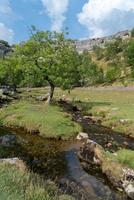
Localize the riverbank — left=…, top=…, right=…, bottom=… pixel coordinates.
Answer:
left=0, top=100, right=81, bottom=140
left=0, top=87, right=134, bottom=199
left=7, top=86, right=134, bottom=138
left=0, top=127, right=129, bottom=200
left=0, top=161, right=74, bottom=200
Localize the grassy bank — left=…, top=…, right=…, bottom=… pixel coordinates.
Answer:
left=12, top=87, right=134, bottom=137
left=54, top=87, right=134, bottom=137
left=0, top=101, right=81, bottom=139
left=0, top=162, right=74, bottom=200
left=107, top=149, right=134, bottom=170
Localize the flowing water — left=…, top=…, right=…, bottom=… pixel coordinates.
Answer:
left=0, top=127, right=130, bottom=200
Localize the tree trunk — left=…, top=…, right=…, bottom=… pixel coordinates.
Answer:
left=46, top=81, right=55, bottom=104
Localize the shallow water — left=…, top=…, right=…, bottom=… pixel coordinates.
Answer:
left=0, top=127, right=129, bottom=200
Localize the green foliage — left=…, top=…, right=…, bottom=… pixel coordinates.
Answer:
left=131, top=28, right=134, bottom=37
left=12, top=28, right=80, bottom=91
left=0, top=27, right=105, bottom=98
left=125, top=39, right=134, bottom=77
left=105, top=62, right=122, bottom=83
left=105, top=37, right=123, bottom=60
left=93, top=45, right=104, bottom=60
left=2, top=27, right=134, bottom=89
left=0, top=57, right=23, bottom=88
left=78, top=51, right=104, bottom=86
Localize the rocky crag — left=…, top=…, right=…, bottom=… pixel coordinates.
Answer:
left=75, top=30, right=131, bottom=53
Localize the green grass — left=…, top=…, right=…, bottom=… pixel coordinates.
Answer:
left=17, top=87, right=134, bottom=137
left=116, top=149, right=134, bottom=169
left=0, top=162, right=74, bottom=200
left=0, top=101, right=81, bottom=139
left=52, top=87, right=134, bottom=137
left=106, top=149, right=134, bottom=170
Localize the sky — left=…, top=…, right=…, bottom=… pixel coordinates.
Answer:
left=0, top=0, right=134, bottom=44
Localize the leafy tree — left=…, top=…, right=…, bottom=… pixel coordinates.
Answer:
left=12, top=28, right=80, bottom=103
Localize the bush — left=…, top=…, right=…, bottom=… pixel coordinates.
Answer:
left=105, top=61, right=121, bottom=83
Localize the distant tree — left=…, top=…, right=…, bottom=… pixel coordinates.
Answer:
left=105, top=62, right=121, bottom=83
left=0, top=40, right=11, bottom=59
left=78, top=50, right=104, bottom=86
left=93, top=45, right=104, bottom=60
left=105, top=37, right=123, bottom=60
left=0, top=56, right=23, bottom=89
left=125, top=39, right=134, bottom=76
left=131, top=28, right=134, bottom=37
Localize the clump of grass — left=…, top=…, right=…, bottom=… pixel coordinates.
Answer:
left=0, top=101, right=81, bottom=139
left=115, top=149, right=134, bottom=169
left=106, top=149, right=134, bottom=170
left=0, top=162, right=74, bottom=200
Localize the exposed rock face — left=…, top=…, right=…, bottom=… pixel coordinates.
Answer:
left=75, top=30, right=131, bottom=53
left=78, top=139, right=134, bottom=199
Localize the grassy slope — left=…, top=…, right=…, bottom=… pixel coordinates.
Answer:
left=0, top=101, right=81, bottom=139
left=90, top=38, right=134, bottom=86
left=0, top=163, right=74, bottom=200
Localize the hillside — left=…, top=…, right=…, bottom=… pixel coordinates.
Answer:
left=73, top=29, right=134, bottom=86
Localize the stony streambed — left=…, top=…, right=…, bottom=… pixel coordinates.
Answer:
left=0, top=126, right=131, bottom=200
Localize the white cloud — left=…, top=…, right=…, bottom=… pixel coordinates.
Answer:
left=78, top=0, right=134, bottom=38
left=0, top=23, right=14, bottom=43
left=41, top=0, right=69, bottom=32
left=0, top=0, right=14, bottom=43
left=0, top=0, right=12, bottom=14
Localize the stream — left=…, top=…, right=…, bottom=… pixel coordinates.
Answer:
left=0, top=126, right=131, bottom=200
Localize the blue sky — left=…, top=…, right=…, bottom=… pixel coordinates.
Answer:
left=0, top=0, right=134, bottom=44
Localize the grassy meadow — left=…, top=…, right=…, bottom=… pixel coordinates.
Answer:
left=1, top=86, right=134, bottom=138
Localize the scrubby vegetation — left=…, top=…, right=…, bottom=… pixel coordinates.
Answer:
left=0, top=163, right=74, bottom=200
left=92, top=30, right=134, bottom=85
